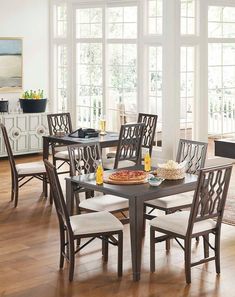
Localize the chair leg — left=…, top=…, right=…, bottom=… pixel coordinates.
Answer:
left=102, top=236, right=109, bottom=262
left=117, top=232, right=123, bottom=277
left=150, top=227, right=156, bottom=272
left=49, top=189, right=53, bottom=205
left=143, top=205, right=147, bottom=236
left=43, top=173, right=48, bottom=198
left=215, top=230, right=221, bottom=274
left=165, top=210, right=171, bottom=251
left=68, top=237, right=75, bottom=282
left=11, top=174, right=14, bottom=201
left=59, top=226, right=65, bottom=269
left=184, top=238, right=192, bottom=284
left=14, top=179, right=19, bottom=208
left=203, top=234, right=210, bottom=258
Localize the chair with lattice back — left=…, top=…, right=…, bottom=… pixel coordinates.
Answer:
left=150, top=163, right=232, bottom=283
left=0, top=123, right=48, bottom=207
left=103, top=122, right=145, bottom=170
left=144, top=139, right=208, bottom=249
left=68, top=142, right=129, bottom=223
left=145, top=139, right=208, bottom=214
left=44, top=159, right=123, bottom=281
left=106, top=113, right=158, bottom=160
left=137, top=113, right=158, bottom=157
left=47, top=113, right=73, bottom=173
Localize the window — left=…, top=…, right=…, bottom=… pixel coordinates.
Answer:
left=76, top=8, right=102, bottom=39
left=108, top=7, right=137, bottom=39
left=56, top=45, right=68, bottom=112
left=208, top=43, right=235, bottom=136
left=55, top=3, right=67, bottom=38
left=75, top=5, right=137, bottom=131
left=107, top=6, right=137, bottom=131
left=148, top=0, right=163, bottom=35
left=76, top=43, right=103, bottom=128
left=181, top=0, right=196, bottom=35
left=53, top=2, right=68, bottom=113
left=208, top=5, right=235, bottom=137
left=148, top=46, right=163, bottom=137
left=208, top=6, right=235, bottom=38
left=180, top=46, right=195, bottom=139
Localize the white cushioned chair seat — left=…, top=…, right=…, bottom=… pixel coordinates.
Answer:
left=102, top=158, right=135, bottom=170
left=146, top=193, right=193, bottom=209
left=79, top=195, right=129, bottom=212
left=70, top=211, right=124, bottom=235
left=150, top=211, right=216, bottom=236
left=106, top=151, right=117, bottom=159
left=16, top=162, right=46, bottom=175
left=54, top=150, right=70, bottom=160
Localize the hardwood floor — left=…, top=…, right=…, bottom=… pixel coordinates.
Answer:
left=1, top=155, right=235, bottom=297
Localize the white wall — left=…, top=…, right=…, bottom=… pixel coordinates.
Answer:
left=0, top=0, right=49, bottom=111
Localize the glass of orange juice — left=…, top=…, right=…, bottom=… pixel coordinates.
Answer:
left=99, top=116, right=106, bottom=135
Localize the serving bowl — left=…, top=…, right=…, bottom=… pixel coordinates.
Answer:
left=148, top=175, right=165, bottom=187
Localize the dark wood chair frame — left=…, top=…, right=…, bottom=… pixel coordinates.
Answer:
left=150, top=164, right=232, bottom=284
left=145, top=139, right=208, bottom=215
left=47, top=112, right=73, bottom=174
left=114, top=122, right=145, bottom=169
left=44, top=159, right=123, bottom=281
left=145, top=138, right=208, bottom=249
left=137, top=113, right=158, bottom=157
left=0, top=123, right=48, bottom=207
left=68, top=142, right=129, bottom=223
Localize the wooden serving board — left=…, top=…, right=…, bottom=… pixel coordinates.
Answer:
left=104, top=178, right=148, bottom=185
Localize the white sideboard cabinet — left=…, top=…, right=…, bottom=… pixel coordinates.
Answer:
left=0, top=113, right=48, bottom=157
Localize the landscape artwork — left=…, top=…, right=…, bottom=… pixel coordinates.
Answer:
left=0, top=38, right=22, bottom=92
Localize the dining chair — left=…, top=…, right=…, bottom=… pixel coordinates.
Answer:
left=47, top=112, right=73, bottom=174
left=68, top=142, right=129, bottom=223
left=137, top=113, right=158, bottom=157
left=145, top=139, right=208, bottom=215
left=150, top=164, right=232, bottom=284
left=103, top=122, right=145, bottom=170
left=144, top=139, right=208, bottom=249
left=44, top=159, right=123, bottom=281
left=0, top=123, right=48, bottom=207
left=107, top=113, right=158, bottom=159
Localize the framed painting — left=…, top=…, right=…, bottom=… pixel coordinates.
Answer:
left=0, top=38, right=23, bottom=92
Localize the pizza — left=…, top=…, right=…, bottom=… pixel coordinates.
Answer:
left=108, top=170, right=147, bottom=182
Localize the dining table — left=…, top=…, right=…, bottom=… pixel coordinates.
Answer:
left=65, top=165, right=198, bottom=281
left=42, top=132, right=120, bottom=160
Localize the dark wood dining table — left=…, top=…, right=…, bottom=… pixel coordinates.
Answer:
left=42, top=132, right=120, bottom=160
left=65, top=165, right=198, bottom=281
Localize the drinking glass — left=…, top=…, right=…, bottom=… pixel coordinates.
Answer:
left=99, top=117, right=106, bottom=135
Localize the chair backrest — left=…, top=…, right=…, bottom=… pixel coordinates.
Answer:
left=68, top=142, right=102, bottom=176
left=187, top=164, right=232, bottom=235
left=47, top=113, right=73, bottom=136
left=114, top=123, right=145, bottom=169
left=176, top=139, right=208, bottom=174
left=0, top=124, right=17, bottom=176
left=137, top=113, right=158, bottom=156
left=44, top=159, right=72, bottom=234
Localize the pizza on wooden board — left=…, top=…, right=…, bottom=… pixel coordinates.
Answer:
left=108, top=170, right=147, bottom=182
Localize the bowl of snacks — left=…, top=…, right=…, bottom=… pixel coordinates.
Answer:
left=156, top=160, right=187, bottom=180
left=148, top=174, right=165, bottom=187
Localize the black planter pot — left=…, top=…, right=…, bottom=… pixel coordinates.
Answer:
left=19, top=99, right=47, bottom=113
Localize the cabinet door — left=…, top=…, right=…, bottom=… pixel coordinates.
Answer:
left=3, top=115, right=28, bottom=153
left=28, top=114, right=48, bottom=151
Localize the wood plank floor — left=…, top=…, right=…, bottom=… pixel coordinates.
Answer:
left=0, top=155, right=235, bottom=297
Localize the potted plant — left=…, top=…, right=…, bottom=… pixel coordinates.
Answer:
left=19, top=89, right=47, bottom=113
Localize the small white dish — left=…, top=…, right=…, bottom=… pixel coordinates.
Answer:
left=148, top=175, right=165, bottom=187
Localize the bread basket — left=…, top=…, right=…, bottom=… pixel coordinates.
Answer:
left=156, top=160, right=187, bottom=180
